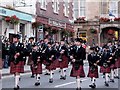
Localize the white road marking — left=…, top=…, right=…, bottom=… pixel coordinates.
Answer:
left=55, top=78, right=88, bottom=88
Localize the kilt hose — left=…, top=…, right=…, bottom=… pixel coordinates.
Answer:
left=32, top=63, right=42, bottom=74
left=100, top=66, right=111, bottom=73
left=59, top=55, right=68, bottom=69
left=70, top=65, right=85, bottom=77
left=87, top=67, right=99, bottom=78
left=10, top=61, right=24, bottom=74
left=115, top=57, right=120, bottom=68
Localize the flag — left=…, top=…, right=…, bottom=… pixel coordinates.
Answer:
left=109, top=12, right=116, bottom=17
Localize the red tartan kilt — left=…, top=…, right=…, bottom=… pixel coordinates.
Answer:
left=87, top=67, right=99, bottom=78
left=46, top=61, right=56, bottom=70
left=100, top=66, right=111, bottom=73
left=10, top=61, right=24, bottom=74
left=115, top=58, right=120, bottom=68
left=59, top=55, right=68, bottom=69
left=43, top=60, right=49, bottom=66
left=110, top=64, right=117, bottom=69
left=54, top=59, right=60, bottom=68
left=27, top=56, right=33, bottom=65
left=70, top=65, right=85, bottom=77
left=32, top=63, right=42, bottom=74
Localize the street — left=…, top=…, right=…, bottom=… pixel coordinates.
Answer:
left=2, top=64, right=119, bottom=89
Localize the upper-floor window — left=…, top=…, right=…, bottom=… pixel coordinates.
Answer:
left=79, top=0, right=86, bottom=17
left=39, top=0, right=47, bottom=10
left=52, top=0, right=59, bottom=14
left=64, top=0, right=69, bottom=17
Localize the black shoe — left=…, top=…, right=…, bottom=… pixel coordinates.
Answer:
left=60, top=76, right=63, bottom=79
left=35, top=82, right=40, bottom=86
left=105, top=82, right=109, bottom=87
left=110, top=79, right=115, bottom=83
left=14, top=85, right=20, bottom=90
left=44, top=73, right=50, bottom=75
left=76, top=87, right=81, bottom=90
left=89, top=83, right=96, bottom=88
left=63, top=76, right=66, bottom=80
left=31, top=75, right=35, bottom=78
left=114, top=76, right=119, bottom=79
left=60, top=76, right=66, bottom=80
left=49, top=78, right=53, bottom=83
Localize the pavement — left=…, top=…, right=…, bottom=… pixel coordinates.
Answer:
left=2, top=61, right=120, bottom=89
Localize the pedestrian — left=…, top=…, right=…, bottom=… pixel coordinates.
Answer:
left=70, top=38, right=86, bottom=90
left=9, top=34, right=25, bottom=90
left=87, top=47, right=100, bottom=88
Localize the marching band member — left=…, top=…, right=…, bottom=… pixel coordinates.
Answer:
left=70, top=38, right=86, bottom=90
left=114, top=44, right=120, bottom=79
left=58, top=40, right=69, bottom=80
left=87, top=47, right=100, bottom=88
left=31, top=43, right=42, bottom=86
left=46, top=42, right=57, bottom=83
left=100, top=46, right=112, bottom=87
left=27, top=37, right=35, bottom=78
left=9, top=34, right=25, bottom=90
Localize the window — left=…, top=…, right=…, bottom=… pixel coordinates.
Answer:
left=109, top=0, right=118, bottom=16
left=79, top=0, right=86, bottom=17
left=100, top=1, right=109, bottom=14
left=64, top=0, right=69, bottom=17
left=53, top=0, right=59, bottom=14
left=39, top=0, right=47, bottom=10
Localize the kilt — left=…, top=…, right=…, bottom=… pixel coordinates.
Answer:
left=10, top=61, right=24, bottom=74
left=70, top=65, right=85, bottom=77
left=59, top=55, right=68, bottom=69
left=46, top=61, right=56, bottom=71
left=110, top=64, right=117, bottom=69
left=87, top=67, right=99, bottom=78
left=100, top=66, right=111, bottom=73
left=27, top=55, right=33, bottom=65
left=32, top=63, right=42, bottom=74
left=54, top=59, right=60, bottom=68
left=115, top=57, right=120, bottom=68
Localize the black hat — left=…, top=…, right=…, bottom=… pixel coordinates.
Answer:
left=29, top=37, right=34, bottom=40
left=13, top=34, right=20, bottom=39
left=75, top=38, right=83, bottom=43
left=48, top=42, right=53, bottom=45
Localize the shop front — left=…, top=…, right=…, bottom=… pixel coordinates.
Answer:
left=36, top=16, right=74, bottom=42
left=0, top=7, right=33, bottom=42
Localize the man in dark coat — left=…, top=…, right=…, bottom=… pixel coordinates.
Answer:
left=58, top=40, right=69, bottom=80
left=9, top=34, right=25, bottom=90
left=26, top=37, right=35, bottom=78
left=70, top=38, right=86, bottom=90
left=87, top=47, right=100, bottom=88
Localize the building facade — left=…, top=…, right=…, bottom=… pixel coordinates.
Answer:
left=36, top=0, right=74, bottom=42
left=74, top=0, right=120, bottom=46
left=0, top=0, right=36, bottom=42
